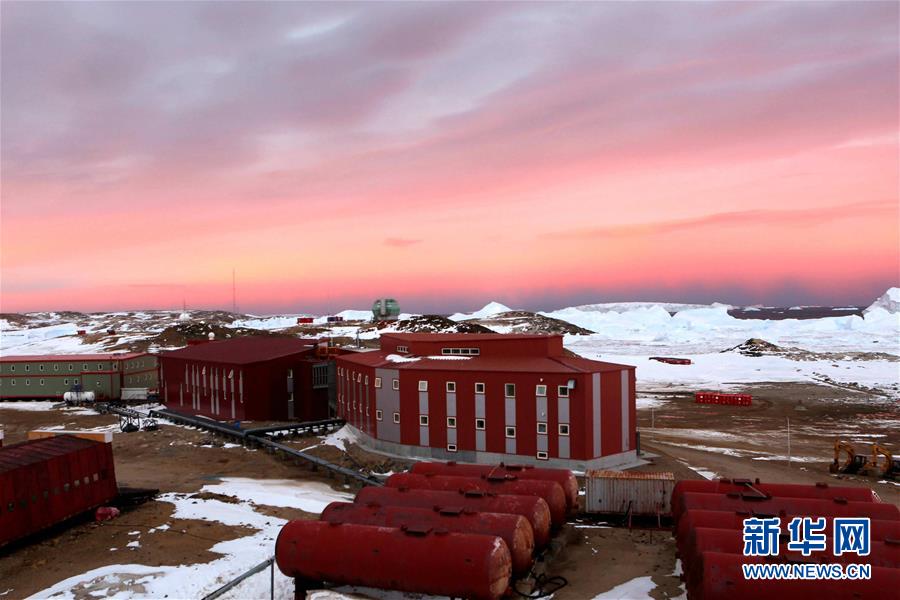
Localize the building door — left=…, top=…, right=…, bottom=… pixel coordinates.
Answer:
left=287, top=369, right=295, bottom=420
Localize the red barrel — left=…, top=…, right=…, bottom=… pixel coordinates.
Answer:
left=387, top=472, right=567, bottom=529
left=410, top=462, right=580, bottom=512
left=321, top=501, right=536, bottom=575
left=675, top=493, right=898, bottom=528
left=672, top=480, right=878, bottom=521
left=683, top=527, right=900, bottom=581
left=689, top=551, right=900, bottom=600
left=356, top=486, right=553, bottom=548
left=676, top=510, right=900, bottom=560
left=276, top=520, right=511, bottom=600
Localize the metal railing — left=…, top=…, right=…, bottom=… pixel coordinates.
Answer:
left=201, top=557, right=275, bottom=600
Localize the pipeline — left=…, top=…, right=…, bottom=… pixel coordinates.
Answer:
left=120, top=407, right=384, bottom=487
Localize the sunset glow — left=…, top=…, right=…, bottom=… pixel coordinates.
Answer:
left=2, top=2, right=898, bottom=314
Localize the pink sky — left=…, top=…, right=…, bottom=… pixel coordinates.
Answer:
left=1, top=2, right=898, bottom=314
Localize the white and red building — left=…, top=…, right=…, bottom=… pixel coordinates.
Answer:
left=335, top=333, right=637, bottom=470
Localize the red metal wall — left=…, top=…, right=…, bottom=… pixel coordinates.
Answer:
left=159, top=355, right=330, bottom=422
left=0, top=437, right=118, bottom=547
left=336, top=359, right=635, bottom=462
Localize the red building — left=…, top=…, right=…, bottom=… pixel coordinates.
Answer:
left=335, top=333, right=637, bottom=470
left=158, top=337, right=333, bottom=422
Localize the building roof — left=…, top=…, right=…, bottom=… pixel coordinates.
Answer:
left=159, top=336, right=318, bottom=365
left=380, top=333, right=557, bottom=342
left=0, top=353, right=147, bottom=363
left=338, top=350, right=633, bottom=374
left=0, top=435, right=102, bottom=474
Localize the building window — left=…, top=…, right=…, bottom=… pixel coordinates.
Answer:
left=357, top=373, right=362, bottom=383
left=392, top=379, right=399, bottom=390
left=475, top=418, right=486, bottom=430
left=53, top=364, right=59, bottom=371
left=365, top=375, right=369, bottom=385
left=64, top=379, right=69, bottom=385
left=97, top=364, right=103, bottom=371
left=40, top=379, right=45, bottom=386
left=96, top=380, right=102, bottom=387
left=393, top=412, right=400, bottom=424
left=536, top=384, right=547, bottom=396
left=11, top=379, right=15, bottom=386
left=505, top=426, right=516, bottom=438
left=24, top=365, right=30, bottom=372
left=397, top=345, right=409, bottom=353
left=475, top=382, right=485, bottom=394
left=505, top=384, right=515, bottom=398
left=83, top=364, right=89, bottom=370
left=447, top=417, right=457, bottom=428
left=39, top=365, right=44, bottom=371
left=418, top=380, right=428, bottom=392
left=441, top=347, right=480, bottom=356
left=74, top=379, right=78, bottom=384
left=419, top=415, right=429, bottom=426
left=446, top=381, right=456, bottom=393
left=558, top=385, right=570, bottom=397
left=537, top=422, right=548, bottom=434
left=375, top=377, right=382, bottom=389
left=559, top=423, right=570, bottom=436
left=9, top=365, right=14, bottom=372
left=68, top=364, right=73, bottom=371
left=447, top=444, right=457, bottom=452
left=287, top=369, right=293, bottom=378
left=537, top=451, right=549, bottom=461
left=338, top=367, right=343, bottom=376
left=25, top=379, right=30, bottom=386
left=313, top=365, right=328, bottom=387
left=376, top=410, right=383, bottom=421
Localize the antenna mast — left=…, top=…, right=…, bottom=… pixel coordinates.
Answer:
left=232, top=267, right=237, bottom=314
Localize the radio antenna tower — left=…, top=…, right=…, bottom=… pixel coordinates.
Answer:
left=232, top=268, right=237, bottom=314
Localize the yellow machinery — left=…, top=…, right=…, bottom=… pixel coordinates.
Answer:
left=829, top=440, right=868, bottom=474
left=871, top=444, right=900, bottom=479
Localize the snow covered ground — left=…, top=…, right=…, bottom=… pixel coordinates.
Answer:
left=3, top=289, right=898, bottom=396
left=28, top=478, right=353, bottom=600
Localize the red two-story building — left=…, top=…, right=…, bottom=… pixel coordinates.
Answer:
left=335, top=333, right=637, bottom=470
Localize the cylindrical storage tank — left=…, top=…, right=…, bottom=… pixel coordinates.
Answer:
left=682, top=528, right=900, bottom=581
left=676, top=510, right=900, bottom=560
left=321, top=501, right=535, bottom=575
left=674, top=492, right=898, bottom=527
left=387, top=472, right=567, bottom=529
left=355, top=486, right=553, bottom=548
left=63, top=391, right=96, bottom=403
left=690, top=551, right=900, bottom=600
left=671, top=480, right=878, bottom=520
left=410, top=462, right=579, bottom=512
left=275, top=520, right=511, bottom=600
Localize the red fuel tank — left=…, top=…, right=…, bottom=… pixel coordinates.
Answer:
left=387, top=472, right=567, bottom=529
left=355, top=486, right=553, bottom=548
left=676, top=510, right=900, bottom=560
left=675, top=492, right=898, bottom=528
left=321, top=501, right=536, bottom=575
left=689, top=551, right=900, bottom=600
left=682, top=527, right=900, bottom=581
left=672, top=480, right=878, bottom=520
left=276, top=520, right=511, bottom=600
left=410, top=462, right=580, bottom=512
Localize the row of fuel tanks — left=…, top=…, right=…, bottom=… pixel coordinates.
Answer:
left=275, top=462, right=578, bottom=600
left=672, top=478, right=900, bottom=599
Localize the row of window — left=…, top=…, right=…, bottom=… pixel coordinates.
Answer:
left=338, top=368, right=570, bottom=398
left=6, top=360, right=154, bottom=374
left=370, top=410, right=570, bottom=436
left=1, top=378, right=85, bottom=387
left=4, top=471, right=107, bottom=514
left=441, top=347, right=480, bottom=356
